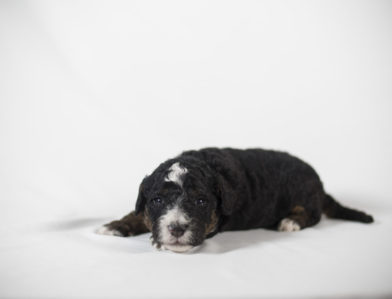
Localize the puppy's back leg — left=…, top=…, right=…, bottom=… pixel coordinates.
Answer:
left=96, top=211, right=151, bottom=237
left=278, top=205, right=321, bottom=232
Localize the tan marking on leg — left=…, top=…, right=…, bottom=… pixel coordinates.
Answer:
left=289, top=205, right=308, bottom=227
left=292, top=205, right=305, bottom=214
left=121, top=211, right=150, bottom=234
left=103, top=211, right=150, bottom=236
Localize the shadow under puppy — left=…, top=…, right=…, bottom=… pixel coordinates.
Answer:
left=97, top=148, right=373, bottom=253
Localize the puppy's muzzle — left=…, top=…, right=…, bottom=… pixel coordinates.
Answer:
left=168, top=223, right=189, bottom=238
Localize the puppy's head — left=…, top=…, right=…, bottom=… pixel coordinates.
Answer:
left=135, top=159, right=221, bottom=253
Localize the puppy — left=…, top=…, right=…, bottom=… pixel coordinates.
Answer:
left=97, top=148, right=373, bottom=253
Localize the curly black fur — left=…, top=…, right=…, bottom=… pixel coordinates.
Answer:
left=102, top=148, right=373, bottom=252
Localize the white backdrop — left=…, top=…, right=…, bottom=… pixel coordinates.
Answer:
left=1, top=1, right=392, bottom=298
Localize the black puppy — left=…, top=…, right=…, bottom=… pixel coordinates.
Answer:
left=97, top=148, right=373, bottom=252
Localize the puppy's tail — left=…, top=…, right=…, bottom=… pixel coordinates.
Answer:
left=322, top=194, right=374, bottom=223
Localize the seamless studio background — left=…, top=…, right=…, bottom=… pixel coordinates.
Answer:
left=1, top=1, right=392, bottom=298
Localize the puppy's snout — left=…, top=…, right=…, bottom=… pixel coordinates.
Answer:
left=168, top=223, right=188, bottom=238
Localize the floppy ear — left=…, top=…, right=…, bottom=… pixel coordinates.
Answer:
left=135, top=176, right=149, bottom=215
left=216, top=174, right=236, bottom=216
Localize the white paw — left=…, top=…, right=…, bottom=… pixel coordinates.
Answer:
left=95, top=225, right=123, bottom=236
left=278, top=218, right=301, bottom=232
left=150, top=235, right=161, bottom=250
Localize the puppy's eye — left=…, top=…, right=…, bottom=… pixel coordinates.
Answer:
left=196, top=198, right=207, bottom=206
left=151, top=197, right=164, bottom=205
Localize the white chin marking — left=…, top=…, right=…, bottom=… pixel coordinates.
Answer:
left=164, top=162, right=188, bottom=187
left=95, top=225, right=123, bottom=236
left=278, top=218, right=301, bottom=232
left=162, top=244, right=193, bottom=253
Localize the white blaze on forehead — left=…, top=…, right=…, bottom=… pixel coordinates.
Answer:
left=164, top=162, right=188, bottom=187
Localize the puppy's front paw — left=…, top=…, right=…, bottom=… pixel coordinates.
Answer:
left=278, top=218, right=301, bottom=232
left=96, top=220, right=138, bottom=237
left=95, top=225, right=124, bottom=236
left=150, top=235, right=162, bottom=250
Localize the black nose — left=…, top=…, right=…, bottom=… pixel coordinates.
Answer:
left=168, top=224, right=188, bottom=238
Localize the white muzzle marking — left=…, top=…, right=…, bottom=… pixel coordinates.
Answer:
left=159, top=206, right=192, bottom=252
